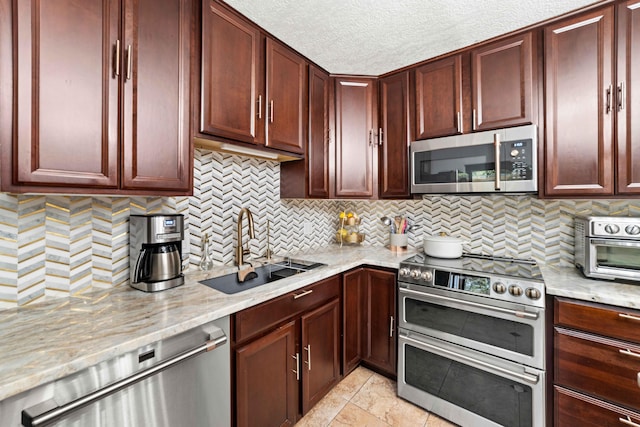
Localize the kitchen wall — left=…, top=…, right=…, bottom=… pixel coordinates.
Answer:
left=1, top=149, right=639, bottom=310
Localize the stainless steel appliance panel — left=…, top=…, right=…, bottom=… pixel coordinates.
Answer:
left=398, top=331, right=545, bottom=427
left=0, top=317, right=231, bottom=427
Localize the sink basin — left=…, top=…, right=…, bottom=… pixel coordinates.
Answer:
left=199, top=258, right=326, bottom=294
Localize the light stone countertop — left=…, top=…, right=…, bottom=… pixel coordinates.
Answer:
left=541, top=264, right=640, bottom=309
left=0, top=245, right=415, bottom=402
left=3, top=244, right=639, bottom=403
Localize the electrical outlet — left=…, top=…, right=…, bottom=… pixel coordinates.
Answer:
left=303, top=221, right=313, bottom=236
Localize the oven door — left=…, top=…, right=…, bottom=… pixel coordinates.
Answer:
left=586, top=238, right=640, bottom=281
left=399, top=284, right=545, bottom=369
left=398, top=331, right=545, bottom=427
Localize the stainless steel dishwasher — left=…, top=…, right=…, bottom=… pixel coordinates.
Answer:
left=0, top=316, right=230, bottom=427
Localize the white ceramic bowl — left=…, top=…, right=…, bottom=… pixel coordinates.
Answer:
left=423, top=235, right=465, bottom=258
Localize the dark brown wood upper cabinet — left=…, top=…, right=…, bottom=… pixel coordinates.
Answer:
left=544, top=7, right=615, bottom=196
left=617, top=0, right=640, bottom=195
left=200, top=1, right=263, bottom=145
left=3, top=0, right=193, bottom=194
left=378, top=71, right=411, bottom=199
left=415, top=55, right=463, bottom=139
left=265, top=39, right=308, bottom=154
left=334, top=77, right=378, bottom=198
left=471, top=33, right=535, bottom=131
left=307, top=66, right=331, bottom=197
left=200, top=1, right=307, bottom=155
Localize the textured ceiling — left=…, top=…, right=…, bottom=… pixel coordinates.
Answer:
left=224, top=0, right=604, bottom=75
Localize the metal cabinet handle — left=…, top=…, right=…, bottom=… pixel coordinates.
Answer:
left=456, top=111, right=462, bottom=133
left=620, top=415, right=640, bottom=427
left=607, top=84, right=612, bottom=114
left=21, top=331, right=227, bottom=427
left=125, top=44, right=132, bottom=81
left=113, top=40, right=121, bottom=77
left=620, top=349, right=640, bottom=359
left=257, top=96, right=262, bottom=119
left=472, top=109, right=477, bottom=130
left=389, top=316, right=394, bottom=338
left=378, top=128, right=383, bottom=146
left=292, top=353, right=300, bottom=381
left=293, top=289, right=313, bottom=300
left=619, top=313, right=640, bottom=322
left=304, top=345, right=311, bottom=371
left=269, top=100, right=274, bottom=123
left=494, top=133, right=501, bottom=191
left=619, top=81, right=626, bottom=111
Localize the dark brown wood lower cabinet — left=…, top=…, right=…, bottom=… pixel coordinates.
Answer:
left=555, top=386, right=640, bottom=427
left=301, top=299, right=340, bottom=414
left=343, top=267, right=397, bottom=377
left=235, top=320, right=298, bottom=427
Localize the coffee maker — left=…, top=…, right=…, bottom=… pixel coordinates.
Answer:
left=130, top=214, right=185, bottom=292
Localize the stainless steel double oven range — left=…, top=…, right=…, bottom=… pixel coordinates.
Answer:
left=397, top=253, right=546, bottom=427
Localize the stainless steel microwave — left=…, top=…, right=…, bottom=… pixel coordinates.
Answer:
left=410, top=124, right=538, bottom=194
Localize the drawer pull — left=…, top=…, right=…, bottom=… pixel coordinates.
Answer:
left=620, top=349, right=640, bottom=359
left=293, top=289, right=313, bottom=300
left=620, top=416, right=640, bottom=427
left=619, top=313, right=640, bottom=322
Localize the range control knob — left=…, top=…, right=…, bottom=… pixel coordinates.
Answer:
left=626, top=225, right=640, bottom=235
left=493, top=282, right=507, bottom=294
left=604, top=224, right=620, bottom=234
left=399, top=267, right=411, bottom=277
left=410, top=269, right=422, bottom=279
left=525, top=287, right=542, bottom=300
left=508, top=285, right=523, bottom=297
left=420, top=270, right=433, bottom=281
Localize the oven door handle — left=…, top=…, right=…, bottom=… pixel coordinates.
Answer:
left=590, top=239, right=640, bottom=248
left=400, top=287, right=539, bottom=320
left=401, top=333, right=540, bottom=384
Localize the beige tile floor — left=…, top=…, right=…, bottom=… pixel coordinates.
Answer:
left=297, top=366, right=458, bottom=427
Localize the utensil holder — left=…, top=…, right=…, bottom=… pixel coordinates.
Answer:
left=389, top=233, right=408, bottom=251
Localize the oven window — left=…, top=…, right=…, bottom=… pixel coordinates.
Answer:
left=404, top=299, right=534, bottom=356
left=405, top=344, right=533, bottom=427
left=595, top=244, right=640, bottom=270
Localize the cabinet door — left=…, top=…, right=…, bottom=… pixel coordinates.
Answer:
left=471, top=33, right=535, bottom=131
left=301, top=299, right=340, bottom=414
left=544, top=7, right=615, bottom=196
left=265, top=39, right=307, bottom=154
left=201, top=1, right=263, bottom=145
left=236, top=320, right=298, bottom=427
left=617, top=1, right=640, bottom=194
left=12, top=0, right=119, bottom=188
left=121, top=0, right=193, bottom=192
left=334, top=77, right=377, bottom=198
left=555, top=386, right=640, bottom=427
left=363, top=268, right=397, bottom=376
left=307, top=65, right=330, bottom=197
left=379, top=72, right=411, bottom=199
left=342, top=268, right=364, bottom=375
left=415, top=55, right=463, bottom=139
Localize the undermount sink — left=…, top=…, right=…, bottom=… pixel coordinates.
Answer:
left=199, top=258, right=326, bottom=294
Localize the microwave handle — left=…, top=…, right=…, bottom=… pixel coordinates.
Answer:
left=494, top=133, right=501, bottom=190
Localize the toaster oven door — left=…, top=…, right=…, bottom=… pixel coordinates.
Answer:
left=586, top=238, right=640, bottom=280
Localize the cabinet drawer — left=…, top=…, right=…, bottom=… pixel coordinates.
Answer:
left=234, top=275, right=340, bottom=344
left=555, top=297, right=640, bottom=344
left=555, top=327, right=640, bottom=411
left=555, top=386, right=640, bottom=427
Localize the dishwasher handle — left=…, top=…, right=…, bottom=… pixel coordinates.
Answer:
left=22, top=329, right=227, bottom=427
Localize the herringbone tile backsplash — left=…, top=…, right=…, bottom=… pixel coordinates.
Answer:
left=1, top=148, right=639, bottom=309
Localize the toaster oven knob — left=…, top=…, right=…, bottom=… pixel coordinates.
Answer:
left=525, top=287, right=541, bottom=300
left=399, top=267, right=411, bottom=278
left=493, top=282, right=506, bottom=294
left=604, top=224, right=620, bottom=234
left=625, top=225, right=640, bottom=235
left=508, top=285, right=523, bottom=297
left=420, top=271, right=433, bottom=281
